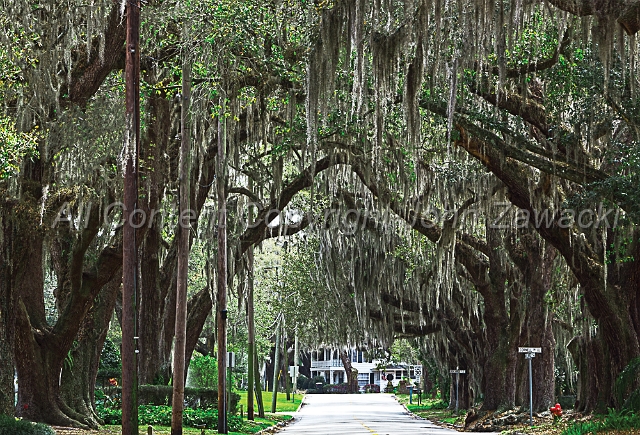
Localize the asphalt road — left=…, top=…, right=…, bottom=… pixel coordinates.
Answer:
left=278, top=394, right=500, bottom=435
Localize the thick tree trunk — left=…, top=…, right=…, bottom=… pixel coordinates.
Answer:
left=137, top=91, right=218, bottom=386
left=138, top=91, right=173, bottom=386
left=448, top=360, right=470, bottom=411
left=481, top=317, right=513, bottom=410
left=480, top=225, right=515, bottom=410
left=14, top=242, right=121, bottom=429
left=525, top=257, right=556, bottom=411
left=507, top=231, right=556, bottom=411
left=455, top=126, right=640, bottom=410
left=11, top=156, right=121, bottom=428
left=6, top=1, right=133, bottom=426
left=184, top=287, right=213, bottom=378
left=568, top=334, right=607, bottom=412
left=13, top=209, right=82, bottom=426
left=423, top=365, right=435, bottom=398
left=138, top=221, right=172, bottom=385
left=339, top=350, right=358, bottom=393
left=59, top=275, right=121, bottom=428
left=14, top=301, right=89, bottom=427
left=0, top=206, right=15, bottom=416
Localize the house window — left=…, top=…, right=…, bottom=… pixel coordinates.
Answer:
left=357, top=351, right=363, bottom=363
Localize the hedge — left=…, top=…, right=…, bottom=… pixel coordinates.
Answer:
left=100, top=385, right=239, bottom=412
left=0, top=415, right=55, bottom=435
left=323, top=384, right=350, bottom=394
left=97, top=405, right=244, bottom=431
left=363, top=384, right=380, bottom=393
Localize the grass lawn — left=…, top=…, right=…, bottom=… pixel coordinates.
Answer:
left=395, top=394, right=466, bottom=426
left=235, top=390, right=303, bottom=413
left=395, top=394, right=640, bottom=435
left=127, top=415, right=291, bottom=434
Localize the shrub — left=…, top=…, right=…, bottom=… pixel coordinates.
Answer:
left=615, top=357, right=640, bottom=411
left=363, top=384, right=380, bottom=393
left=97, top=385, right=239, bottom=412
left=138, top=385, right=171, bottom=406
left=309, top=375, right=326, bottom=388
left=95, top=405, right=244, bottom=431
left=0, top=415, right=55, bottom=435
left=323, top=383, right=349, bottom=394
left=426, top=400, right=449, bottom=410
left=187, top=355, right=218, bottom=389
left=562, top=409, right=640, bottom=435
left=296, top=374, right=310, bottom=390
left=97, top=338, right=121, bottom=381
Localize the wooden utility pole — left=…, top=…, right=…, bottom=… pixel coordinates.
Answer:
left=122, top=0, right=140, bottom=433
left=247, top=240, right=255, bottom=420
left=216, top=100, right=228, bottom=434
left=171, top=51, right=191, bottom=435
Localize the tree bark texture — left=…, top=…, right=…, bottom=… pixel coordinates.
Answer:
left=13, top=171, right=121, bottom=427
left=507, top=230, right=556, bottom=411
left=339, top=350, right=358, bottom=393
left=59, top=275, right=122, bottom=428
left=0, top=204, right=15, bottom=416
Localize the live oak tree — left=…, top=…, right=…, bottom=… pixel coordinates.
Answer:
left=2, top=0, right=640, bottom=427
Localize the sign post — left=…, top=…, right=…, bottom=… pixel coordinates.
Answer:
left=228, top=352, right=235, bottom=427
left=289, top=366, right=298, bottom=403
left=519, top=347, right=542, bottom=426
left=414, top=365, right=423, bottom=405
left=449, top=368, right=466, bottom=415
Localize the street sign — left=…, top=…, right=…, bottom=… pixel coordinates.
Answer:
left=519, top=346, right=542, bottom=426
left=518, top=347, right=542, bottom=353
left=450, top=368, right=466, bottom=415
left=228, top=351, right=236, bottom=368
left=289, top=365, right=299, bottom=380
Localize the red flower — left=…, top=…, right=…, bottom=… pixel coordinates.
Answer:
left=23, top=404, right=29, bottom=410
left=550, top=403, right=562, bottom=417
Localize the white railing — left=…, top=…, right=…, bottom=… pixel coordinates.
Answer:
left=311, top=359, right=343, bottom=368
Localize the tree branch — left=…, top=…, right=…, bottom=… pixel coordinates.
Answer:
left=239, top=152, right=353, bottom=253
left=67, top=1, right=126, bottom=107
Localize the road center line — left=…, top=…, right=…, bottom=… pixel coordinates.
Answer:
left=354, top=416, right=378, bottom=434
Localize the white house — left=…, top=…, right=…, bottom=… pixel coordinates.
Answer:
left=308, top=348, right=421, bottom=391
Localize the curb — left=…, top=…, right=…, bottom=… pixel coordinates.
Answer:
left=394, top=396, right=464, bottom=432
left=294, top=394, right=306, bottom=412
left=255, top=417, right=295, bottom=434
left=258, top=394, right=306, bottom=433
